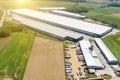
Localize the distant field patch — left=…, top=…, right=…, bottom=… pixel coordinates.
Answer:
left=92, top=7, right=120, bottom=14
left=82, top=7, right=120, bottom=28
left=0, top=32, right=35, bottom=80
left=113, top=13, right=120, bottom=17
left=91, top=15, right=120, bottom=27
left=91, top=0, right=106, bottom=3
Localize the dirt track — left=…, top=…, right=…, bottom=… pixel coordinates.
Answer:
left=23, top=36, right=65, bottom=80
left=0, top=37, right=10, bottom=50
left=113, top=13, right=120, bottom=17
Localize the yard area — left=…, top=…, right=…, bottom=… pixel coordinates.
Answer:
left=0, top=32, right=35, bottom=80
left=23, top=36, right=65, bottom=80
left=102, top=32, right=120, bottom=64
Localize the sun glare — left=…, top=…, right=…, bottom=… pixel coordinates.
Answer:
left=18, top=0, right=24, bottom=3
left=18, top=0, right=29, bottom=4
left=17, top=0, right=30, bottom=8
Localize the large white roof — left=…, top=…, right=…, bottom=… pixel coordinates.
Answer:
left=51, top=10, right=86, bottom=18
left=94, top=38, right=118, bottom=63
left=40, top=7, right=66, bottom=10
left=12, top=14, right=82, bottom=40
left=79, top=40, right=103, bottom=68
left=11, top=9, right=112, bottom=35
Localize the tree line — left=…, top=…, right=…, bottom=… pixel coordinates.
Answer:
left=0, top=21, right=24, bottom=37
left=108, top=3, right=120, bottom=7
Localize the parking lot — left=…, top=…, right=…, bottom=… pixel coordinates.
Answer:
left=64, top=43, right=89, bottom=80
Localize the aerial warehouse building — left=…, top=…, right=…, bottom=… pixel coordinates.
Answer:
left=12, top=13, right=83, bottom=41
left=11, top=9, right=112, bottom=37
left=51, top=10, right=86, bottom=19
left=94, top=38, right=118, bottom=64
left=79, top=40, right=103, bottom=69
left=40, top=7, right=66, bottom=11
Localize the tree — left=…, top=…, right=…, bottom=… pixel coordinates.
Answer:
left=0, top=28, right=10, bottom=37
left=67, top=4, right=88, bottom=13
left=108, top=3, right=120, bottom=7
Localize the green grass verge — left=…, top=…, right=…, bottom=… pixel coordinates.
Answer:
left=0, top=32, right=35, bottom=80
left=89, top=73, right=97, bottom=78
left=100, top=74, right=112, bottom=79
left=82, top=11, right=104, bottom=17
left=0, top=9, right=3, bottom=20
left=23, top=28, right=61, bottom=42
left=102, top=32, right=120, bottom=64
left=0, top=38, right=2, bottom=41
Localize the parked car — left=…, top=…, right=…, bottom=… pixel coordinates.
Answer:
left=85, top=73, right=89, bottom=78
left=81, top=63, right=86, bottom=67
left=65, top=65, right=71, bottom=68
left=65, top=62, right=72, bottom=65
left=78, top=67, right=82, bottom=75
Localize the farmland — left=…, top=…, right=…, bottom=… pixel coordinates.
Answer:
left=0, top=38, right=2, bottom=41
left=91, top=7, right=120, bottom=14
left=0, top=32, right=35, bottom=80
left=91, top=15, right=120, bottom=28
left=82, top=7, right=120, bottom=28
left=102, top=32, right=120, bottom=64
left=23, top=36, right=65, bottom=80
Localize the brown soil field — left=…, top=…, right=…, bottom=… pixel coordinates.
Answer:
left=113, top=13, right=120, bottom=17
left=0, top=37, right=10, bottom=50
left=23, top=36, right=65, bottom=80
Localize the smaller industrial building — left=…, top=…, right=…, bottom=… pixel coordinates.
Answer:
left=12, top=14, right=83, bottom=41
left=50, top=10, right=86, bottom=19
left=94, top=38, right=118, bottom=64
left=79, top=40, right=103, bottom=69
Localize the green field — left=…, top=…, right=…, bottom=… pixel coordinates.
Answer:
left=92, top=7, right=120, bottom=14
left=91, top=15, right=120, bottom=28
left=0, top=9, right=3, bottom=20
left=83, top=7, right=120, bottom=17
left=0, top=38, right=2, bottom=41
left=0, top=32, right=35, bottom=80
left=82, top=7, right=120, bottom=28
left=0, top=0, right=105, bottom=9
left=102, top=32, right=120, bottom=64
